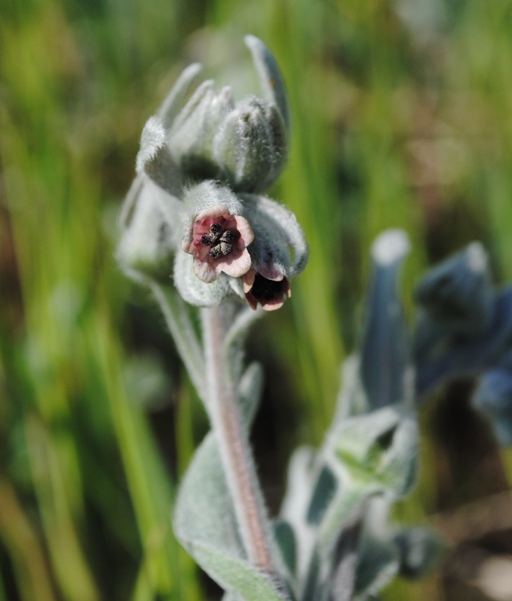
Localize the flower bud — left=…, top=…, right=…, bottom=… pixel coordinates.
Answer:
left=213, top=96, right=288, bottom=193
left=136, top=37, right=290, bottom=194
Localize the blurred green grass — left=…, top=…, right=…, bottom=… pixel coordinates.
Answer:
left=2, top=0, right=512, bottom=599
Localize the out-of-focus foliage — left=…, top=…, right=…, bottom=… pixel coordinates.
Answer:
left=2, top=0, right=512, bottom=599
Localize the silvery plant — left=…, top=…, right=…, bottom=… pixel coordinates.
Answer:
left=117, top=36, right=512, bottom=601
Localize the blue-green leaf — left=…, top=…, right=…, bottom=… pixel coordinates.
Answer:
left=360, top=229, right=411, bottom=409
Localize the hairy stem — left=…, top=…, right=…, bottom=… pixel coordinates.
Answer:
left=201, top=306, right=275, bottom=573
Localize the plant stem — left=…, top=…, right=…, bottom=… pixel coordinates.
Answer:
left=201, top=306, right=275, bottom=573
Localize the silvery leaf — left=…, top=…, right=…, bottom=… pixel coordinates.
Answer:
left=174, top=433, right=289, bottom=601
left=317, top=407, right=418, bottom=558
left=360, top=229, right=411, bottom=410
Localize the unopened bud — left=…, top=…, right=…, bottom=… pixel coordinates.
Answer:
left=214, top=97, right=287, bottom=193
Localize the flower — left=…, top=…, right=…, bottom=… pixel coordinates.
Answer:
left=240, top=193, right=308, bottom=310
left=182, top=204, right=254, bottom=283
left=243, top=270, right=291, bottom=311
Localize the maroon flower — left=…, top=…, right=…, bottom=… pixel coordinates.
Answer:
left=243, top=269, right=291, bottom=311
left=182, top=204, right=254, bottom=283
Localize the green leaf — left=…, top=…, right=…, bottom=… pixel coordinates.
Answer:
left=174, top=434, right=288, bottom=601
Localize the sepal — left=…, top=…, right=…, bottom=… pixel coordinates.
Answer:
left=173, top=252, right=236, bottom=307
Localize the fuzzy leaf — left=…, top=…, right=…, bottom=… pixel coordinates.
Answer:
left=224, top=305, right=264, bottom=383
left=332, top=356, right=369, bottom=421
left=149, top=281, right=206, bottom=402
left=238, top=361, right=264, bottom=427
left=329, top=521, right=363, bottom=601
left=306, top=466, right=337, bottom=526
left=174, top=434, right=288, bottom=601
left=360, top=229, right=411, bottom=409
left=279, top=448, right=319, bottom=596
left=317, top=407, right=418, bottom=557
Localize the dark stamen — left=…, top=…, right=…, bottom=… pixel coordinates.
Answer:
left=220, top=230, right=234, bottom=243
left=220, top=242, right=233, bottom=255
left=202, top=223, right=235, bottom=259
left=209, top=246, right=223, bottom=259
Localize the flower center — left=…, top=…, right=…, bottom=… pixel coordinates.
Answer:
left=251, top=274, right=283, bottom=301
left=201, top=223, right=235, bottom=259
